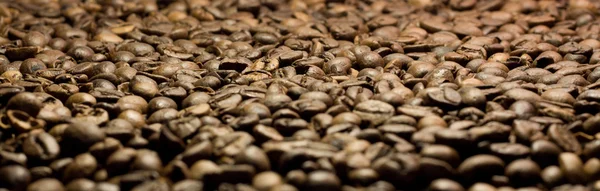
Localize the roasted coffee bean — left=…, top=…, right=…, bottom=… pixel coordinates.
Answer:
left=353, top=100, right=395, bottom=126
left=27, top=178, right=64, bottom=191
left=130, top=75, right=159, bottom=99
left=584, top=158, right=600, bottom=181
left=253, top=171, right=283, bottom=191
left=63, top=153, right=98, bottom=182
left=64, top=178, right=95, bottom=191
left=488, top=143, right=531, bottom=162
left=0, top=165, right=31, bottom=190
left=548, top=124, right=582, bottom=153
left=428, top=178, right=465, bottom=191
left=65, top=93, right=96, bottom=109
left=558, top=152, right=586, bottom=184
left=420, top=144, right=461, bottom=167
left=95, top=182, right=119, bottom=191
left=61, top=122, right=106, bottom=154
left=372, top=154, right=420, bottom=188
left=23, top=131, right=60, bottom=161
left=531, top=140, right=562, bottom=167
left=7, top=92, right=44, bottom=117
left=458, top=155, right=505, bottom=183
left=172, top=180, right=203, bottom=191
left=505, top=159, right=541, bottom=187
left=305, top=171, right=341, bottom=191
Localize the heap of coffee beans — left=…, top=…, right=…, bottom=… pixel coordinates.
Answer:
left=1, top=0, right=600, bottom=190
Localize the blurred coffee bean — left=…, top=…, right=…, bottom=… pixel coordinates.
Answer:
left=505, top=159, right=541, bottom=187
left=61, top=122, right=105, bottom=154
left=253, top=171, right=282, bottom=191
left=305, top=171, right=341, bottom=191
left=0, top=165, right=31, bottom=191
left=27, top=178, right=64, bottom=191
left=558, top=152, right=586, bottom=184
left=428, top=178, right=465, bottom=191
left=458, top=155, right=505, bottom=183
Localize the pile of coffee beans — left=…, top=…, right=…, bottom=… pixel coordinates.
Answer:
left=2, top=0, right=600, bottom=190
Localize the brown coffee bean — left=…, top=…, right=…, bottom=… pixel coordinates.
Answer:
left=117, top=110, right=146, bottom=128
left=130, top=75, right=158, bottom=99
left=7, top=92, right=44, bottom=117
left=584, top=158, right=600, bottom=181
left=505, top=159, right=541, bottom=186
left=583, top=115, right=600, bottom=134
left=116, top=95, right=149, bottom=114
left=558, top=152, right=586, bottom=184
left=372, top=154, right=420, bottom=187
left=353, top=100, right=395, bottom=126
left=65, top=178, right=95, bottom=191
left=27, top=178, right=64, bottom=191
left=357, top=52, right=384, bottom=69
left=548, top=124, right=582, bottom=153
left=65, top=93, right=96, bottom=109
left=0, top=165, right=31, bottom=191
left=23, top=131, right=60, bottom=161
left=459, top=87, right=486, bottom=107
left=305, top=171, right=341, bottom=191
left=62, top=122, right=105, bottom=154
left=428, top=178, right=465, bottom=191
left=458, top=155, right=505, bottom=182
left=253, top=171, right=283, bottom=191
left=118, top=42, right=155, bottom=57
left=63, top=153, right=98, bottom=182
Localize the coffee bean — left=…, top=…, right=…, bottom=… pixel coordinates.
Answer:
left=420, top=145, right=461, bottom=167
left=63, top=153, right=98, bottom=182
left=467, top=183, right=496, bottom=191
left=114, top=110, right=144, bottom=129
left=7, top=92, right=44, bottom=117
left=548, top=124, right=582, bottom=153
left=0, top=165, right=31, bottom=191
left=505, top=159, right=541, bottom=187
left=62, top=122, right=105, bottom=154
left=130, top=75, right=159, bottom=99
left=172, top=180, right=203, bottom=191
left=29, top=166, right=52, bottom=181
left=418, top=157, right=455, bottom=182
left=118, top=42, right=155, bottom=57
left=459, top=87, right=486, bottom=107
left=116, top=95, right=149, bottom=114
left=357, top=52, right=384, bottom=69
left=253, top=171, right=282, bottom=191
left=95, top=182, right=119, bottom=191
left=458, top=155, right=505, bottom=182
left=488, top=143, right=531, bottom=162
left=353, top=100, right=395, bottom=126
left=23, top=131, right=60, bottom=161
left=131, top=149, right=162, bottom=171
left=65, top=178, right=95, bottom=191
left=305, top=171, right=341, bottom=191
left=584, top=158, right=600, bottom=181
left=558, top=152, right=586, bottom=184
left=27, top=178, right=64, bottom=191
left=372, top=154, right=420, bottom=188
left=235, top=146, right=271, bottom=172
left=190, top=160, right=220, bottom=181
left=428, top=178, right=465, bottom=191
left=65, top=93, right=96, bottom=109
